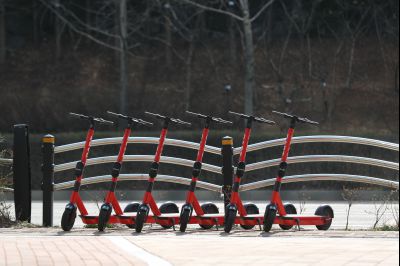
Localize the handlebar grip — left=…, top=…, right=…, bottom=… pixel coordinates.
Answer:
left=107, top=111, right=153, bottom=126
left=170, top=118, right=192, bottom=126
left=69, top=112, right=89, bottom=120
left=229, top=111, right=275, bottom=125
left=93, top=118, right=114, bottom=125
left=69, top=112, right=114, bottom=125
left=146, top=111, right=191, bottom=126
left=228, top=111, right=249, bottom=119
left=186, top=111, right=232, bottom=124
left=272, top=111, right=319, bottom=125
left=253, top=117, right=276, bottom=125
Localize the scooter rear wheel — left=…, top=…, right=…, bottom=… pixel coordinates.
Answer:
left=200, top=203, right=219, bottom=230
left=263, top=204, right=277, bottom=232
left=179, top=208, right=191, bottom=233
left=240, top=203, right=259, bottom=230
left=98, top=203, right=112, bottom=232
left=124, top=203, right=140, bottom=229
left=135, top=204, right=149, bottom=233
left=315, top=205, right=334, bottom=231
left=159, top=202, right=179, bottom=229
left=279, top=203, right=297, bottom=230
left=61, top=204, right=77, bottom=232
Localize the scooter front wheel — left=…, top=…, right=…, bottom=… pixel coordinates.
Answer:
left=98, top=203, right=113, bottom=232
left=263, top=204, right=277, bottom=232
left=224, top=205, right=237, bottom=233
left=135, top=204, right=149, bottom=233
left=179, top=208, right=191, bottom=233
left=61, top=203, right=77, bottom=232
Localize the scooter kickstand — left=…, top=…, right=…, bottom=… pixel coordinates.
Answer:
left=296, top=219, right=301, bottom=231
left=172, top=219, right=176, bottom=231
left=214, top=218, right=219, bottom=231
left=257, top=218, right=262, bottom=231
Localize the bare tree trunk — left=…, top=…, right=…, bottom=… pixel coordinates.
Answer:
left=85, top=0, right=91, bottom=44
left=54, top=0, right=62, bottom=61
left=0, top=0, right=5, bottom=65
left=228, top=16, right=237, bottom=65
left=165, top=15, right=172, bottom=68
left=346, top=38, right=356, bottom=89
left=119, top=0, right=128, bottom=114
left=395, top=61, right=399, bottom=93
left=32, top=0, right=39, bottom=46
left=185, top=39, right=194, bottom=111
left=241, top=0, right=255, bottom=115
left=114, top=0, right=120, bottom=62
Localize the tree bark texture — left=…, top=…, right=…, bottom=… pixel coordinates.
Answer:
left=119, top=0, right=128, bottom=114
left=240, top=0, right=255, bottom=115
left=0, top=0, right=6, bottom=65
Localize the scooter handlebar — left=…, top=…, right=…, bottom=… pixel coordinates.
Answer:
left=107, top=111, right=153, bottom=126
left=272, top=111, right=319, bottom=125
left=186, top=111, right=233, bottom=124
left=228, top=111, right=276, bottom=125
left=69, top=112, right=114, bottom=125
left=145, top=112, right=191, bottom=126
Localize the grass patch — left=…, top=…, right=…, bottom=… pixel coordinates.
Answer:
left=0, top=134, right=15, bottom=228
left=374, top=224, right=399, bottom=232
left=84, top=223, right=120, bottom=229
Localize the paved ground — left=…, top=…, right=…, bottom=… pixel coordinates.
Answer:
left=1, top=201, right=399, bottom=265
left=0, top=228, right=398, bottom=266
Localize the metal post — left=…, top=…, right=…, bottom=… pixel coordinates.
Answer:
left=42, top=134, right=55, bottom=227
left=221, top=136, right=234, bottom=208
left=12, top=124, right=31, bottom=222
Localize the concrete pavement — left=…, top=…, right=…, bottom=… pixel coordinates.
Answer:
left=0, top=228, right=398, bottom=266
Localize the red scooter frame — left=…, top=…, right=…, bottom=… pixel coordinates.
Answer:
left=179, top=111, right=232, bottom=232
left=61, top=113, right=113, bottom=231
left=95, top=111, right=152, bottom=231
left=263, top=111, right=334, bottom=232
left=134, top=112, right=191, bottom=233
left=224, top=111, right=276, bottom=233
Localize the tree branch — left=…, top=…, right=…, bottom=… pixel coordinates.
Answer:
left=250, top=0, right=275, bottom=23
left=174, top=0, right=244, bottom=21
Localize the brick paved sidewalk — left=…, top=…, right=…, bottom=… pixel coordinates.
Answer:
left=0, top=229, right=398, bottom=266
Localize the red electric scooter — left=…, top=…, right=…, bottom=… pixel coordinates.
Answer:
left=134, top=112, right=191, bottom=233
left=179, top=111, right=232, bottom=232
left=97, top=111, right=152, bottom=232
left=263, top=111, right=334, bottom=232
left=224, top=111, right=276, bottom=233
left=61, top=113, right=114, bottom=231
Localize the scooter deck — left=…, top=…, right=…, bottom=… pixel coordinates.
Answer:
left=80, top=215, right=134, bottom=225
left=275, top=214, right=330, bottom=226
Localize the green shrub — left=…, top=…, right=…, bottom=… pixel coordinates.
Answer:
left=0, top=135, right=14, bottom=227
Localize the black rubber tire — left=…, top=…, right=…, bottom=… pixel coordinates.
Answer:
left=315, top=205, right=334, bottom=231
left=224, top=208, right=236, bottom=233
left=279, top=203, right=297, bottom=230
left=135, top=204, right=149, bottom=233
left=240, top=203, right=259, bottom=230
left=61, top=204, right=77, bottom=232
left=199, top=203, right=219, bottom=230
left=124, top=203, right=140, bottom=229
left=159, top=202, right=179, bottom=229
left=179, top=208, right=191, bottom=233
left=98, top=204, right=112, bottom=232
left=263, top=204, right=277, bottom=232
